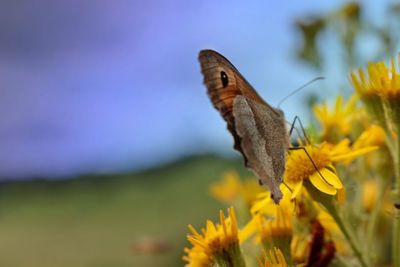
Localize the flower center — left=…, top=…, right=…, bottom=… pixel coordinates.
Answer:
left=285, top=145, right=331, bottom=182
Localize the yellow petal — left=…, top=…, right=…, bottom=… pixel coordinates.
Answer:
left=251, top=194, right=271, bottom=214
left=291, top=180, right=303, bottom=199
left=332, top=146, right=378, bottom=162
left=275, top=247, right=287, bottom=266
left=320, top=168, right=343, bottom=189
left=229, top=207, right=238, bottom=237
left=331, top=139, right=351, bottom=154
left=309, top=171, right=337, bottom=195
left=206, top=220, right=217, bottom=234
left=239, top=215, right=259, bottom=243
left=188, top=224, right=201, bottom=237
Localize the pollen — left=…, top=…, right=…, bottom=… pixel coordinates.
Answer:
left=285, top=145, right=331, bottom=183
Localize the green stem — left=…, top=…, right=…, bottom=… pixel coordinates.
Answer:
left=394, top=136, right=400, bottom=195
left=335, top=255, right=355, bottom=267
left=215, top=243, right=246, bottom=267
left=394, top=213, right=400, bottom=267
left=329, top=204, right=368, bottom=267
left=382, top=99, right=400, bottom=267
left=365, top=180, right=386, bottom=263
left=393, top=136, right=400, bottom=267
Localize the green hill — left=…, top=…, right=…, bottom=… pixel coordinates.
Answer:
left=0, top=155, right=246, bottom=267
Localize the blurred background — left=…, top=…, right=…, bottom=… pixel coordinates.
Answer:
left=0, top=0, right=398, bottom=266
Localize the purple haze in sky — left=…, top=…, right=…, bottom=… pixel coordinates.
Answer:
left=0, top=0, right=386, bottom=179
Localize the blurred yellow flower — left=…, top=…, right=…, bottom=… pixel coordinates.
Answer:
left=183, top=207, right=245, bottom=267
left=341, top=125, right=384, bottom=167
left=351, top=57, right=400, bottom=99
left=362, top=180, right=378, bottom=213
left=210, top=171, right=263, bottom=207
left=351, top=56, right=400, bottom=130
left=285, top=141, right=377, bottom=198
left=257, top=247, right=288, bottom=267
left=353, top=125, right=386, bottom=149
left=313, top=94, right=359, bottom=141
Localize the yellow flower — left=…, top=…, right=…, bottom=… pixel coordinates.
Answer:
left=241, top=186, right=295, bottom=253
left=353, top=125, right=386, bottom=149
left=362, top=180, right=378, bottom=213
left=183, top=207, right=245, bottom=267
left=209, top=171, right=263, bottom=207
left=183, top=246, right=211, bottom=267
left=285, top=141, right=377, bottom=198
left=209, top=171, right=241, bottom=203
left=257, top=207, right=293, bottom=259
left=341, top=125, right=384, bottom=167
left=257, top=207, right=293, bottom=240
left=351, top=55, right=400, bottom=130
left=243, top=191, right=295, bottom=261
left=351, top=57, right=400, bottom=99
left=313, top=94, right=360, bottom=142
left=257, top=247, right=288, bottom=267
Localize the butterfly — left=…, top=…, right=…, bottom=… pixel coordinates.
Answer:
left=198, top=49, right=289, bottom=204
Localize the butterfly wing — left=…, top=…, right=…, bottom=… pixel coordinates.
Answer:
left=233, top=95, right=287, bottom=203
left=198, top=49, right=268, bottom=160
left=198, top=49, right=287, bottom=203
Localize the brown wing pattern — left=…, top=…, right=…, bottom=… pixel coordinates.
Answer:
left=199, top=49, right=274, bottom=162
left=198, top=50, right=266, bottom=117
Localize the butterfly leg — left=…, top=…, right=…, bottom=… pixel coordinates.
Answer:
left=288, top=116, right=311, bottom=144
left=287, top=123, right=302, bottom=142
left=288, top=146, right=329, bottom=184
left=282, top=181, right=293, bottom=193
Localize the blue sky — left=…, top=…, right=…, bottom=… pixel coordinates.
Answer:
left=0, top=0, right=390, bottom=179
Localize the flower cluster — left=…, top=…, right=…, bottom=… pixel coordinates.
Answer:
left=184, top=50, right=400, bottom=267
left=183, top=207, right=245, bottom=267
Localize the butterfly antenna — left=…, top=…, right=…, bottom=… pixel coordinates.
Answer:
left=277, top=77, right=324, bottom=109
